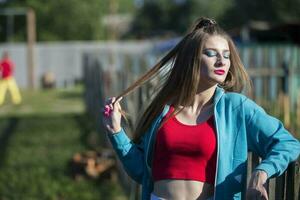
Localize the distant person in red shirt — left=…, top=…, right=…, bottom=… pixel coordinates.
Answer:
left=0, top=51, right=22, bottom=105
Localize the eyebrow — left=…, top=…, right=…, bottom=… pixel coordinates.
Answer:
left=203, top=48, right=230, bottom=52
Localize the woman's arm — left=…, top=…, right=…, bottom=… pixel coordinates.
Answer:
left=245, top=100, right=300, bottom=178
left=102, top=97, right=145, bottom=183
left=244, top=98, right=300, bottom=199
left=107, top=128, right=145, bottom=183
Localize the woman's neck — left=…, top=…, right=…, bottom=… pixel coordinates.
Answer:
left=187, top=84, right=217, bottom=114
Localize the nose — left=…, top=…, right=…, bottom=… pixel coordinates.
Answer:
left=215, top=57, right=225, bottom=67
left=216, top=53, right=225, bottom=67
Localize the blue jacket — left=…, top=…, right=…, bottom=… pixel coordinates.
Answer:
left=108, top=86, right=300, bottom=200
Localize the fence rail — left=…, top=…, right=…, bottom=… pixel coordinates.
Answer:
left=83, top=42, right=300, bottom=200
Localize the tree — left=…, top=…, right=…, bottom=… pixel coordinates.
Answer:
left=274, top=0, right=300, bottom=23
left=127, top=0, right=233, bottom=39
left=0, top=0, right=135, bottom=42
left=220, top=0, right=300, bottom=29
left=127, top=0, right=300, bottom=39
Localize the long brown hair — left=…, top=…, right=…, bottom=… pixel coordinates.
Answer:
left=115, top=17, right=252, bottom=143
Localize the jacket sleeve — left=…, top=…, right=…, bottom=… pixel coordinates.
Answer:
left=245, top=98, right=300, bottom=179
left=108, top=128, right=145, bottom=184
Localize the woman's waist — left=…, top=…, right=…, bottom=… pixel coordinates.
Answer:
left=152, top=161, right=216, bottom=184
left=153, top=179, right=214, bottom=200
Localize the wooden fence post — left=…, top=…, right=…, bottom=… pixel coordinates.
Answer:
left=283, top=95, right=291, bottom=129
left=297, top=90, right=300, bottom=131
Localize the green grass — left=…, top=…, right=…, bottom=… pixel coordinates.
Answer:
left=0, top=86, right=85, bottom=117
left=0, top=87, right=128, bottom=200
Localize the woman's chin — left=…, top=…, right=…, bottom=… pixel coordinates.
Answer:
left=209, top=78, right=225, bottom=85
left=200, top=76, right=225, bottom=87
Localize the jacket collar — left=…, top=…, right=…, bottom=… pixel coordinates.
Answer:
left=214, top=85, right=225, bottom=105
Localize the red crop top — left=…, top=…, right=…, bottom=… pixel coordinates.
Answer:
left=152, top=106, right=217, bottom=184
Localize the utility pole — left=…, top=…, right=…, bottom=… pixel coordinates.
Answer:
left=26, top=8, right=36, bottom=89
left=6, top=14, right=14, bottom=42
left=108, top=0, right=118, bottom=40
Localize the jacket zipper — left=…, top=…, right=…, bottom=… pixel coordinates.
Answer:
left=146, top=131, right=153, bottom=175
left=145, top=125, right=155, bottom=178
left=213, top=105, right=219, bottom=200
left=212, top=86, right=224, bottom=200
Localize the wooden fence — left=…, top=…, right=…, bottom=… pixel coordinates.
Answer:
left=83, top=42, right=300, bottom=200
left=248, top=153, right=300, bottom=200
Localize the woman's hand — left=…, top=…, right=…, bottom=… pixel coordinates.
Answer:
left=102, top=96, right=123, bottom=134
left=246, top=170, right=268, bottom=200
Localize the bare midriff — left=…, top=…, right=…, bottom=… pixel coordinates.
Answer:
left=153, top=180, right=214, bottom=200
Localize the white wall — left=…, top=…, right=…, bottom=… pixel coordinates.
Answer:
left=0, top=41, right=154, bottom=88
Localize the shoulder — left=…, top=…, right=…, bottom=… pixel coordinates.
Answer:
left=221, top=91, right=248, bottom=107
left=221, top=91, right=265, bottom=116
left=223, top=91, right=247, bottom=101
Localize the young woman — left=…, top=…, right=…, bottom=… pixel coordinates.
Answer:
left=102, top=17, right=300, bottom=200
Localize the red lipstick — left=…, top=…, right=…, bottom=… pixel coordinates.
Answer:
left=214, top=70, right=225, bottom=75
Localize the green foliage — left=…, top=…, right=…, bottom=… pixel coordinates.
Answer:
left=129, top=0, right=198, bottom=37
left=274, top=0, right=300, bottom=22
left=128, top=0, right=300, bottom=38
left=0, top=0, right=299, bottom=41
left=220, top=0, right=279, bottom=29
left=213, top=0, right=300, bottom=29
left=0, top=0, right=135, bottom=41
left=127, top=0, right=234, bottom=38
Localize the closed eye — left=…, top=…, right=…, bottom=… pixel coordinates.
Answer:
left=203, top=49, right=217, bottom=57
left=223, top=51, right=230, bottom=59
left=203, top=49, right=230, bottom=59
